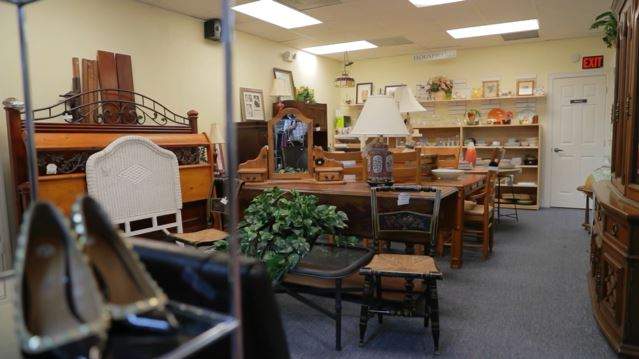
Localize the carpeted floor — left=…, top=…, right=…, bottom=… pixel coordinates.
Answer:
left=276, top=208, right=617, bottom=358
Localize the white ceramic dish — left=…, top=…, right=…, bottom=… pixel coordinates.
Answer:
left=432, top=168, right=464, bottom=180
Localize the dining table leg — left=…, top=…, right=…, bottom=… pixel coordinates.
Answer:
left=450, top=187, right=464, bottom=269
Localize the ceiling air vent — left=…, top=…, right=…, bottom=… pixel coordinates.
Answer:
left=278, top=0, right=342, bottom=10
left=501, top=30, right=539, bottom=41
left=369, top=36, right=414, bottom=47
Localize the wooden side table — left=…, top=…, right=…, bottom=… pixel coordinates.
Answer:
left=577, top=185, right=593, bottom=232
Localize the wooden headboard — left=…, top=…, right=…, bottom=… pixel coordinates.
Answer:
left=4, top=89, right=213, bottom=232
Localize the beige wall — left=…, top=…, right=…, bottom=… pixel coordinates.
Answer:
left=341, top=36, right=615, bottom=206
left=0, top=0, right=340, bottom=241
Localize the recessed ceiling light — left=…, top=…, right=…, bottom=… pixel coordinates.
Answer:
left=232, top=0, right=322, bottom=29
left=409, top=0, right=464, bottom=7
left=303, top=41, right=377, bottom=55
left=447, top=19, right=539, bottom=39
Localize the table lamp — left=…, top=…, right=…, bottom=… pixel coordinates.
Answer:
left=210, top=123, right=226, bottom=175
left=351, top=94, right=409, bottom=186
left=394, top=85, right=426, bottom=132
left=271, top=77, right=292, bottom=113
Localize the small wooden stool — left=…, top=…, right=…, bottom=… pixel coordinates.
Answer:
left=359, top=253, right=443, bottom=354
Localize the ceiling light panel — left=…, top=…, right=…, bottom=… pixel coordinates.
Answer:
left=232, top=0, right=322, bottom=29
left=409, top=0, right=464, bottom=7
left=303, top=41, right=377, bottom=55
left=447, top=19, right=540, bottom=39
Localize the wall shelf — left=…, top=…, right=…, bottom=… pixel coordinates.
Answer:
left=419, top=94, right=546, bottom=105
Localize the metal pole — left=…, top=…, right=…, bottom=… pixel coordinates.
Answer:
left=15, top=1, right=40, bottom=201
left=220, top=1, right=243, bottom=358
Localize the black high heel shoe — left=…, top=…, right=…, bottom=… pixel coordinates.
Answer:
left=71, top=196, right=177, bottom=333
left=14, top=202, right=109, bottom=357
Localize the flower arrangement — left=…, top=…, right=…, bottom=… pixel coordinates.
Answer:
left=426, top=76, right=453, bottom=95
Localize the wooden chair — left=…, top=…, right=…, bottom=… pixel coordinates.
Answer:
left=391, top=150, right=421, bottom=183
left=86, top=135, right=228, bottom=247
left=324, top=151, right=366, bottom=181
left=359, top=185, right=443, bottom=354
left=419, top=147, right=460, bottom=168
left=463, top=170, right=497, bottom=259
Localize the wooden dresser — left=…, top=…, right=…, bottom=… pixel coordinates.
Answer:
left=590, top=0, right=639, bottom=355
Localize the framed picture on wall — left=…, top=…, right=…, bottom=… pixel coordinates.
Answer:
left=356, top=82, right=373, bottom=104
left=240, top=87, right=266, bottom=121
left=273, top=68, right=296, bottom=98
left=516, top=79, right=536, bottom=96
left=482, top=80, right=500, bottom=98
left=385, top=84, right=405, bottom=97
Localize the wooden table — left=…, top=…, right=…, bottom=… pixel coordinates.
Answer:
left=422, top=174, right=486, bottom=268
left=240, top=175, right=486, bottom=268
left=577, top=185, right=593, bottom=232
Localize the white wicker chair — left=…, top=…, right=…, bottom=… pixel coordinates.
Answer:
left=86, top=135, right=227, bottom=245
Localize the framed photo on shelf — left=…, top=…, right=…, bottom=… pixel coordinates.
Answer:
left=240, top=87, right=266, bottom=121
left=482, top=80, right=500, bottom=98
left=385, top=84, right=405, bottom=97
left=356, top=82, right=373, bottom=104
left=273, top=68, right=296, bottom=98
left=516, top=79, right=536, bottom=96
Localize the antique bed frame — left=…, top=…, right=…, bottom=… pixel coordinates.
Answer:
left=4, top=89, right=214, bottom=232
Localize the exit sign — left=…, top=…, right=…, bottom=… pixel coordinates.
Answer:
left=582, top=55, right=604, bottom=69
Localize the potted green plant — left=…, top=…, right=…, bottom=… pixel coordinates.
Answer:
left=591, top=11, right=618, bottom=48
left=295, top=86, right=316, bottom=104
left=213, top=188, right=357, bottom=282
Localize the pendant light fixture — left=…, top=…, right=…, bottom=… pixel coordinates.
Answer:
left=334, top=51, right=355, bottom=88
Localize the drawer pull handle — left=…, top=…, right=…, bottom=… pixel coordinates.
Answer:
left=611, top=223, right=619, bottom=236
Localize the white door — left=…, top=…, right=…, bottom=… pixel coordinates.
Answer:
left=550, top=75, right=607, bottom=208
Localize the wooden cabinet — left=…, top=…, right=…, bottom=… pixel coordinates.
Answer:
left=236, top=121, right=267, bottom=165
left=591, top=1, right=639, bottom=356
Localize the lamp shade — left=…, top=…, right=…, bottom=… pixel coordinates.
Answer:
left=209, top=123, right=225, bottom=144
left=270, top=77, right=292, bottom=97
left=395, top=86, right=425, bottom=113
left=351, top=95, right=409, bottom=137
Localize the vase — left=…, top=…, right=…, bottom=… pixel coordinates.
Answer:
left=434, top=90, right=446, bottom=101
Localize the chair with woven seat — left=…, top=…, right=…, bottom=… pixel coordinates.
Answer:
left=85, top=135, right=228, bottom=247
left=359, top=185, right=443, bottom=354
left=391, top=150, right=421, bottom=183
left=324, top=150, right=366, bottom=181
left=463, top=170, right=497, bottom=259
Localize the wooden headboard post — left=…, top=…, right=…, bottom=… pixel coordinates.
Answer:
left=4, top=106, right=28, bottom=221
left=187, top=109, right=199, bottom=134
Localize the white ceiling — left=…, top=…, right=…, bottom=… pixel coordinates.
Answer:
left=138, top=0, right=611, bottom=60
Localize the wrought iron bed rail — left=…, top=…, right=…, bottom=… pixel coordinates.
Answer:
left=27, top=89, right=191, bottom=127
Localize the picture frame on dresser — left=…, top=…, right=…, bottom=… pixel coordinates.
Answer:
left=273, top=68, right=296, bottom=98
left=240, top=87, right=266, bottom=121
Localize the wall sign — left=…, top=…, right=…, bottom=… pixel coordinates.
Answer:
left=582, top=55, right=604, bottom=69
left=412, top=49, right=457, bottom=63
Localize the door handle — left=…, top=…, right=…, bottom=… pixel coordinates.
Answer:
left=553, top=147, right=564, bottom=153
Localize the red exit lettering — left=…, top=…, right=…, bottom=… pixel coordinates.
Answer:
left=582, top=55, right=604, bottom=69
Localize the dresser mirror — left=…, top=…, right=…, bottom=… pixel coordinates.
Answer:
left=268, top=107, right=314, bottom=179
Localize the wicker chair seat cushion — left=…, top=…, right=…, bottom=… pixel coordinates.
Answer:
left=362, top=253, right=440, bottom=277
left=170, top=228, right=228, bottom=246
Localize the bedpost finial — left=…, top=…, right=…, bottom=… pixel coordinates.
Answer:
left=187, top=110, right=199, bottom=133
